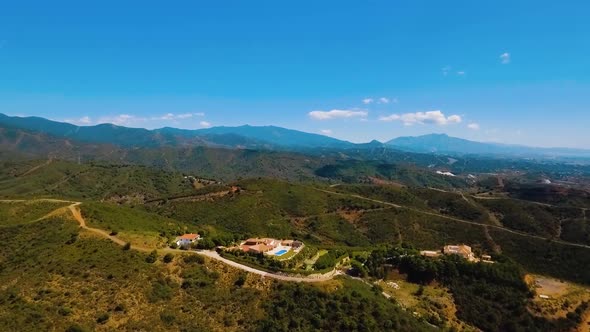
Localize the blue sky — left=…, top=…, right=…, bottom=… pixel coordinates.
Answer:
left=1, top=1, right=589, bottom=148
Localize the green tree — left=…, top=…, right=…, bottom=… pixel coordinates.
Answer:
left=196, top=238, right=215, bottom=250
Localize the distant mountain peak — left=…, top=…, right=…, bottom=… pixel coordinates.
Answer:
left=387, top=133, right=590, bottom=157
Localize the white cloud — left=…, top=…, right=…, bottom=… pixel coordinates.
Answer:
left=457, top=71, right=466, bottom=76
left=64, top=112, right=210, bottom=128
left=379, top=110, right=462, bottom=126
left=111, top=114, right=136, bottom=125
left=154, top=112, right=204, bottom=120
left=64, top=116, right=92, bottom=125
left=320, top=129, right=333, bottom=135
left=199, top=121, right=212, bottom=128
left=379, top=114, right=400, bottom=122
left=96, top=114, right=145, bottom=126
left=363, top=97, right=397, bottom=104
left=467, top=123, right=480, bottom=130
left=500, top=52, right=510, bottom=64
left=308, top=109, right=368, bottom=120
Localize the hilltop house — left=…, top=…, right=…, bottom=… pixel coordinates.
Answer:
left=443, top=244, right=475, bottom=261
left=241, top=238, right=278, bottom=253
left=239, top=238, right=305, bottom=255
left=247, top=244, right=273, bottom=254
left=176, top=233, right=200, bottom=248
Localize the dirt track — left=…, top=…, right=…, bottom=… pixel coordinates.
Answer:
left=21, top=200, right=339, bottom=282
left=5, top=196, right=590, bottom=285
left=312, top=187, right=590, bottom=250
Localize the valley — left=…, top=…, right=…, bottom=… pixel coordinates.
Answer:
left=1, top=116, right=590, bottom=331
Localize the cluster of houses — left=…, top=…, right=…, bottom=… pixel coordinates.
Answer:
left=240, top=238, right=304, bottom=256
left=420, top=244, right=492, bottom=263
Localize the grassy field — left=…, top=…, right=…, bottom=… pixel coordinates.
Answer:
left=80, top=202, right=191, bottom=248
left=528, top=274, right=590, bottom=330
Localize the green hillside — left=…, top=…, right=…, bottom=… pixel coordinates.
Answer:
left=0, top=200, right=70, bottom=226
left=0, top=160, right=192, bottom=200
left=145, top=178, right=381, bottom=242
left=0, top=210, right=430, bottom=331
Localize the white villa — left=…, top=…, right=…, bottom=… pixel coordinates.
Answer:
left=176, top=233, right=200, bottom=248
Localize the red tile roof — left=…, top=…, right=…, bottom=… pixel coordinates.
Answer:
left=179, top=233, right=200, bottom=240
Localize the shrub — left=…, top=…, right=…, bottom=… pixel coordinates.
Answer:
left=114, top=303, right=126, bottom=312
left=146, top=250, right=158, bottom=263
left=96, top=313, right=110, bottom=324
left=234, top=274, right=247, bottom=287
left=160, top=312, right=176, bottom=325
left=149, top=279, right=176, bottom=302
left=163, top=253, right=174, bottom=263
left=183, top=254, right=205, bottom=264
left=66, top=325, right=88, bottom=332
left=58, top=306, right=72, bottom=316
left=123, top=242, right=131, bottom=250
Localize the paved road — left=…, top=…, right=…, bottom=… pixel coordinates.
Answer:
left=62, top=201, right=338, bottom=282
left=5, top=196, right=590, bottom=286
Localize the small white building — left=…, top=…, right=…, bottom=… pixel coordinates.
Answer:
left=176, top=233, right=200, bottom=248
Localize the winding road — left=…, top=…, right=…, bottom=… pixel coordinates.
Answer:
left=9, top=199, right=339, bottom=283
left=4, top=192, right=590, bottom=285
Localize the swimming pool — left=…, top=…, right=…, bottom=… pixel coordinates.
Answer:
left=275, top=249, right=288, bottom=256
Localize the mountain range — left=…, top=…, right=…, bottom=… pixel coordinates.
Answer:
left=387, top=134, right=590, bottom=158
left=1, top=113, right=589, bottom=159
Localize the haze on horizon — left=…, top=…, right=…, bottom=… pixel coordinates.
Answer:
left=1, top=1, right=589, bottom=149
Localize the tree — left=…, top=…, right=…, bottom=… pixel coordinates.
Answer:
left=196, top=238, right=215, bottom=250
left=349, top=260, right=368, bottom=278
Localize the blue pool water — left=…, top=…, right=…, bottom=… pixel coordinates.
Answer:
left=275, top=249, right=288, bottom=256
